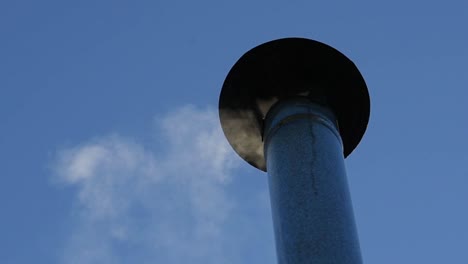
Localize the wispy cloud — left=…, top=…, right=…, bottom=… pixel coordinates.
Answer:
left=52, top=106, right=274, bottom=264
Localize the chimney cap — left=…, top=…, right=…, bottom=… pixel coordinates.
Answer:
left=219, top=38, right=370, bottom=171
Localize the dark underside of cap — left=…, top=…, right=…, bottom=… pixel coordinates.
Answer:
left=219, top=37, right=370, bottom=171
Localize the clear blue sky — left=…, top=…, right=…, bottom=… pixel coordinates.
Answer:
left=1, top=0, right=467, bottom=263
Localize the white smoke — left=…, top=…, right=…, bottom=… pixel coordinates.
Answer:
left=51, top=106, right=274, bottom=264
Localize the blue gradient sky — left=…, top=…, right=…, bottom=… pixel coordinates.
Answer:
left=1, top=1, right=467, bottom=263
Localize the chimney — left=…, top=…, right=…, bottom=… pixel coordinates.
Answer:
left=219, top=38, right=370, bottom=264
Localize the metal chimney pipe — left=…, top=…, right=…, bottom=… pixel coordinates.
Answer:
left=264, top=99, right=362, bottom=263
left=219, top=38, right=370, bottom=264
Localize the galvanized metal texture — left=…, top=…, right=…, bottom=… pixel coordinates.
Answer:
left=264, top=100, right=362, bottom=264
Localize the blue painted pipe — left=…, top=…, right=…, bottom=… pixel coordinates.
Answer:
left=263, top=99, right=362, bottom=264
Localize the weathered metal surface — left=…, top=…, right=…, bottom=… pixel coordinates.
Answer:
left=264, top=99, right=362, bottom=264
left=219, top=38, right=370, bottom=171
